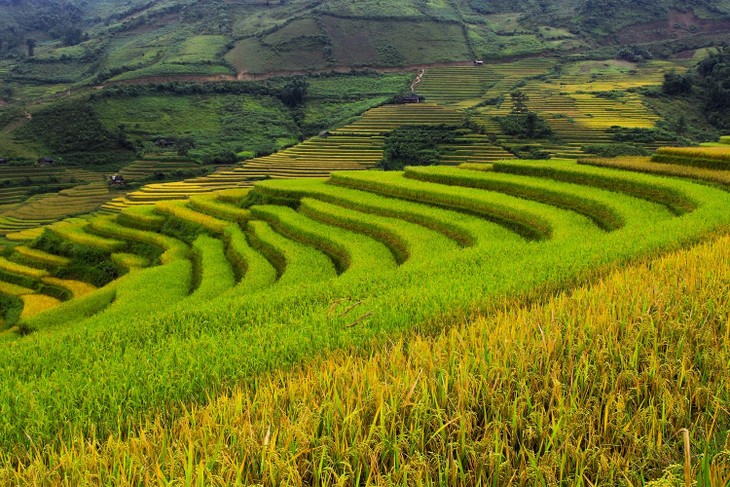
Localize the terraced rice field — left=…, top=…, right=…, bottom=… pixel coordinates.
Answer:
left=118, top=158, right=203, bottom=181
left=417, top=58, right=681, bottom=160
left=103, top=103, right=511, bottom=211
left=579, top=139, right=730, bottom=187
left=0, top=166, right=108, bottom=234
left=4, top=182, right=114, bottom=221
left=2, top=142, right=730, bottom=483
left=68, top=57, right=684, bottom=216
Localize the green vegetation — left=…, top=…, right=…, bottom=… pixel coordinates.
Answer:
left=379, top=125, right=459, bottom=170
left=582, top=143, right=650, bottom=158
left=0, top=157, right=726, bottom=484
left=19, top=101, right=133, bottom=165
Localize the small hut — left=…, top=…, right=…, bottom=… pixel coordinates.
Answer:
left=37, top=156, right=55, bottom=166
left=109, top=174, right=126, bottom=187
left=474, top=60, right=484, bottom=66
left=0, top=158, right=8, bottom=165
left=402, top=93, right=423, bottom=104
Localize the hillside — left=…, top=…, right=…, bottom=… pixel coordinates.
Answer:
left=0, top=0, right=729, bottom=86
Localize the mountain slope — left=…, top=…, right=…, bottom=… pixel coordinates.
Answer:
left=1, top=0, right=729, bottom=84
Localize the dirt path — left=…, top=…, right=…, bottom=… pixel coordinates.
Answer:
left=410, top=69, right=425, bottom=92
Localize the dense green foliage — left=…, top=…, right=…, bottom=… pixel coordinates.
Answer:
left=31, top=230, right=123, bottom=287
left=19, top=102, right=133, bottom=165
left=496, top=112, right=553, bottom=139
left=0, top=293, right=22, bottom=327
left=696, top=48, right=730, bottom=129
left=582, top=143, right=650, bottom=158
left=379, top=125, right=459, bottom=170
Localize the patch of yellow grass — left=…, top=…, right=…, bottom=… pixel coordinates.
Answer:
left=0, top=280, right=34, bottom=296
left=41, top=277, right=96, bottom=299
left=4, top=227, right=44, bottom=242
left=14, top=246, right=70, bottom=267
left=19, top=294, right=62, bottom=320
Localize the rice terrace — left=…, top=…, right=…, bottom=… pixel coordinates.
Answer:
left=1, top=1, right=730, bottom=485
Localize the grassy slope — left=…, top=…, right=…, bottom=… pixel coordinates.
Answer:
left=92, top=93, right=300, bottom=156
left=4, top=0, right=729, bottom=86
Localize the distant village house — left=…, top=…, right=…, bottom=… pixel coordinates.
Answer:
left=474, top=60, right=484, bottom=66
left=109, top=174, right=126, bottom=187
left=37, top=156, right=55, bottom=166
left=0, top=157, right=8, bottom=165
left=155, top=138, right=176, bottom=148
left=401, top=93, right=423, bottom=104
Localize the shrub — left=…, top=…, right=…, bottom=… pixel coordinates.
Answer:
left=582, top=144, right=650, bottom=158
left=379, top=125, right=460, bottom=171
left=495, top=112, right=553, bottom=139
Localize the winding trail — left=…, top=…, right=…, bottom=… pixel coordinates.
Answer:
left=410, top=69, right=425, bottom=92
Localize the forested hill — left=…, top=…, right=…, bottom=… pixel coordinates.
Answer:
left=1, top=0, right=730, bottom=83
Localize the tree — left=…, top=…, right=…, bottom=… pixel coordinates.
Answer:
left=510, top=91, right=529, bottom=114
left=176, top=137, right=195, bottom=157
left=279, top=78, right=308, bottom=108
left=662, top=70, right=693, bottom=95
left=62, top=28, right=84, bottom=46
left=26, top=38, right=36, bottom=57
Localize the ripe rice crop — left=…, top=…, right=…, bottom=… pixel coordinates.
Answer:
left=215, top=188, right=251, bottom=204
left=4, top=228, right=44, bottom=242
left=653, top=147, right=730, bottom=170
left=656, top=146, right=730, bottom=161
left=189, top=194, right=251, bottom=225
left=406, top=166, right=626, bottom=231
left=41, top=277, right=96, bottom=299
left=155, top=200, right=229, bottom=234
left=20, top=287, right=117, bottom=332
left=50, top=221, right=126, bottom=253
left=89, top=216, right=189, bottom=264
left=13, top=246, right=70, bottom=268
left=0, top=280, right=34, bottom=296
left=111, top=252, right=149, bottom=270
left=0, top=257, right=49, bottom=279
left=492, top=160, right=697, bottom=215
left=116, top=205, right=166, bottom=230
left=580, top=156, right=730, bottom=187
left=19, top=293, right=62, bottom=320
